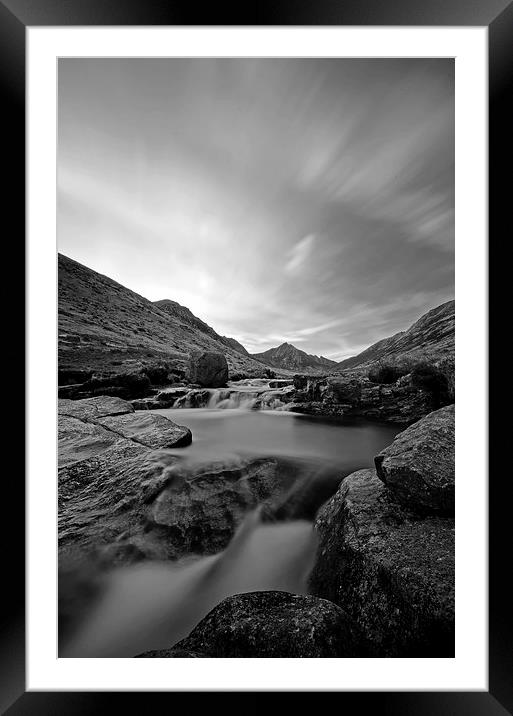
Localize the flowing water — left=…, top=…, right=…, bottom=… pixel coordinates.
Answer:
left=62, top=381, right=400, bottom=657
left=150, top=401, right=399, bottom=517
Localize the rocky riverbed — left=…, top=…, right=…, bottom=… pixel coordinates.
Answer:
left=59, top=361, right=455, bottom=658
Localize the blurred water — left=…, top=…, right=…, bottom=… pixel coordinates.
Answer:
left=62, top=403, right=398, bottom=657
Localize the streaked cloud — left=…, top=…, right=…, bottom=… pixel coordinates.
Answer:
left=58, top=58, right=454, bottom=359
left=285, top=235, right=317, bottom=274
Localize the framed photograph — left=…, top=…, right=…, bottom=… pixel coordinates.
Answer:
left=2, top=0, right=507, bottom=711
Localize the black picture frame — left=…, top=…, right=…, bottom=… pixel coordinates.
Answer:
left=2, top=0, right=507, bottom=712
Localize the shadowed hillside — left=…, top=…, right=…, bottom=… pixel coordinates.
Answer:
left=58, top=254, right=267, bottom=376
left=337, top=300, right=454, bottom=371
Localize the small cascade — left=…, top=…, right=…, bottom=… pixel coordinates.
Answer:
left=164, top=381, right=295, bottom=412
left=207, top=389, right=261, bottom=410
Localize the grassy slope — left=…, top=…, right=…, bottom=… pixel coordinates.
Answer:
left=336, top=300, right=455, bottom=372
left=58, top=254, right=269, bottom=376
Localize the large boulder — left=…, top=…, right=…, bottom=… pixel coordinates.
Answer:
left=374, top=404, right=454, bottom=514
left=149, top=457, right=284, bottom=557
left=189, top=352, right=229, bottom=388
left=138, top=591, right=366, bottom=657
left=309, top=469, right=454, bottom=656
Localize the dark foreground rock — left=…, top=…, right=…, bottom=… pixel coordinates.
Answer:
left=309, top=469, right=454, bottom=656
left=374, top=404, right=454, bottom=514
left=137, top=592, right=366, bottom=658
left=189, top=351, right=229, bottom=387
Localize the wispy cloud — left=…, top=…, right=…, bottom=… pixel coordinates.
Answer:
left=285, top=235, right=316, bottom=274
left=58, top=58, right=454, bottom=359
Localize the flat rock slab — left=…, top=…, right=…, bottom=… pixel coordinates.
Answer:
left=96, top=412, right=192, bottom=449
left=58, top=415, right=119, bottom=468
left=374, top=404, right=454, bottom=514
left=59, top=438, right=157, bottom=557
left=58, top=396, right=134, bottom=421
left=139, top=591, right=365, bottom=658
left=310, top=468, right=454, bottom=657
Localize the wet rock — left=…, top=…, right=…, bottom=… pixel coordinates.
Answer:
left=156, top=387, right=189, bottom=401
left=268, top=379, right=294, bottom=388
left=130, top=398, right=164, bottom=410
left=58, top=396, right=134, bottom=421
left=58, top=415, right=119, bottom=468
left=173, top=389, right=212, bottom=409
left=149, top=458, right=284, bottom=556
left=96, top=412, right=192, bottom=449
left=59, top=437, right=158, bottom=557
left=161, top=591, right=366, bottom=657
left=374, top=405, right=454, bottom=515
left=189, top=351, right=229, bottom=388
left=309, top=469, right=454, bottom=656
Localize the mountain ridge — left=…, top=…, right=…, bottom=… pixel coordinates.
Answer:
left=252, top=342, right=338, bottom=373
left=58, top=254, right=267, bottom=376
left=336, top=300, right=455, bottom=371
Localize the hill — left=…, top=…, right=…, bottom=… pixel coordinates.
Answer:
left=154, top=299, right=249, bottom=356
left=252, top=342, right=338, bottom=373
left=336, top=300, right=455, bottom=371
left=58, top=254, right=267, bottom=376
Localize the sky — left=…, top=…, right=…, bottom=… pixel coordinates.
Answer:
left=58, top=58, right=454, bottom=360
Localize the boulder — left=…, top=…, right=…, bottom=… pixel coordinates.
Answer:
left=374, top=404, right=454, bottom=515
left=95, top=412, right=192, bottom=449
left=149, top=591, right=366, bottom=658
left=309, top=469, right=454, bottom=656
left=149, top=457, right=284, bottom=557
left=189, top=352, right=229, bottom=388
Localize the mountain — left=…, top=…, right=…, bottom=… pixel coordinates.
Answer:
left=336, top=300, right=455, bottom=371
left=154, top=299, right=249, bottom=356
left=58, top=254, right=267, bottom=376
left=252, top=342, right=338, bottom=373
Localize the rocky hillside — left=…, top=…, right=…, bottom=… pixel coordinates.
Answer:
left=337, top=300, right=454, bottom=371
left=58, top=254, right=267, bottom=376
left=154, top=300, right=249, bottom=356
left=253, top=342, right=338, bottom=373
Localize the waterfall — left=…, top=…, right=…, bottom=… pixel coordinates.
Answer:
left=165, top=382, right=295, bottom=412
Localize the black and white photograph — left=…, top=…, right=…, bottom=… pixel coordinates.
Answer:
left=56, top=57, right=457, bottom=660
